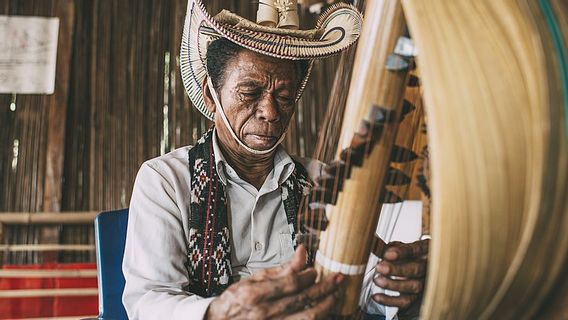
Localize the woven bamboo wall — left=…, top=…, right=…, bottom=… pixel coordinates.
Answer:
left=0, top=0, right=340, bottom=264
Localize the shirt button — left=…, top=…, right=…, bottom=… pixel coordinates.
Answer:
left=254, top=242, right=263, bottom=251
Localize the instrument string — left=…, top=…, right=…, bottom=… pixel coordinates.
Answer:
left=362, top=73, right=424, bottom=313
left=302, top=43, right=358, bottom=259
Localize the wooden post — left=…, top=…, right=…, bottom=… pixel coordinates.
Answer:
left=41, top=0, right=76, bottom=262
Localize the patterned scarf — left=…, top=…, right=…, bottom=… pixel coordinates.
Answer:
left=186, top=128, right=312, bottom=297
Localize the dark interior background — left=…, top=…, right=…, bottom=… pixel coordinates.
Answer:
left=0, top=0, right=341, bottom=264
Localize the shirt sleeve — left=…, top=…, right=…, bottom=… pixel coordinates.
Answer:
left=122, top=161, right=215, bottom=320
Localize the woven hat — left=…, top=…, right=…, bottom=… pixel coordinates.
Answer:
left=180, top=0, right=363, bottom=120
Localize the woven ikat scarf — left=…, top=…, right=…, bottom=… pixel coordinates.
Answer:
left=186, top=128, right=312, bottom=297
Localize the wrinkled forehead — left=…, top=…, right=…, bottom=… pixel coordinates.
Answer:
left=226, top=50, right=299, bottom=85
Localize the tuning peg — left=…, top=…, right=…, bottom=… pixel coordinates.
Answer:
left=386, top=54, right=410, bottom=71
left=390, top=145, right=419, bottom=163
left=340, top=143, right=366, bottom=167
left=416, top=173, right=431, bottom=198
left=407, top=74, right=420, bottom=87
left=380, top=189, right=402, bottom=203
left=400, top=99, right=416, bottom=121
left=385, top=167, right=411, bottom=185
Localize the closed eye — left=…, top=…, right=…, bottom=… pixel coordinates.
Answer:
left=240, top=90, right=262, bottom=100
left=277, top=95, right=294, bottom=104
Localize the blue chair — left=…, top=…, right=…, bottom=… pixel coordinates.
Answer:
left=95, top=209, right=129, bottom=320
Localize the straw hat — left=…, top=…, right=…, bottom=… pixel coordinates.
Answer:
left=180, top=0, right=363, bottom=120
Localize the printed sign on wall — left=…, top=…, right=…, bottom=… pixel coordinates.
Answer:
left=0, top=16, right=59, bottom=94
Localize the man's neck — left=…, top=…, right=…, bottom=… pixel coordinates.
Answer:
left=217, top=136, right=275, bottom=190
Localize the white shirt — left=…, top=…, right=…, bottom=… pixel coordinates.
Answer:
left=122, top=130, right=415, bottom=320
left=123, top=131, right=314, bottom=320
left=212, top=131, right=297, bottom=280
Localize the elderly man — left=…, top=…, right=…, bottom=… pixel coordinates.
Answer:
left=123, top=1, right=428, bottom=319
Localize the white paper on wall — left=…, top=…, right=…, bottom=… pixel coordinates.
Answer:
left=0, top=15, right=60, bottom=94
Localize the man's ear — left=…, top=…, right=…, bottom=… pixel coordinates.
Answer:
left=202, top=77, right=216, bottom=114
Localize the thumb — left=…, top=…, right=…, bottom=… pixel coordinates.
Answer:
left=286, top=244, right=307, bottom=273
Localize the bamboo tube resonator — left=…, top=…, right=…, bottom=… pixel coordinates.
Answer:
left=314, top=0, right=411, bottom=315
left=402, top=1, right=568, bottom=318
left=313, top=0, right=567, bottom=318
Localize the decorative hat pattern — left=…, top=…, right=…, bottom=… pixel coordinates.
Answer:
left=180, top=0, right=363, bottom=120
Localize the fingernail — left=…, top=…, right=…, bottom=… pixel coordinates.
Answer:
left=378, top=263, right=389, bottom=274
left=373, top=275, right=384, bottom=287
left=335, top=273, right=345, bottom=284
left=384, top=250, right=398, bottom=260
left=372, top=293, right=384, bottom=303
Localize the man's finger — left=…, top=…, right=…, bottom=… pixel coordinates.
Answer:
left=250, top=264, right=288, bottom=280
left=383, top=239, right=430, bottom=261
left=284, top=293, right=337, bottom=320
left=260, top=292, right=311, bottom=318
left=287, top=244, right=308, bottom=273
left=263, top=273, right=341, bottom=317
left=376, top=260, right=427, bottom=278
left=373, top=275, right=424, bottom=294
left=251, top=245, right=309, bottom=279
left=372, top=293, right=419, bottom=310
left=251, top=262, right=313, bottom=282
left=303, top=273, right=343, bottom=301
left=248, top=268, right=317, bottom=302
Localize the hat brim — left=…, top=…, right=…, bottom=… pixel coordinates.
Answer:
left=180, top=0, right=363, bottom=121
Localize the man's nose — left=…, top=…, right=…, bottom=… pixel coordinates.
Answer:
left=256, top=94, right=280, bottom=122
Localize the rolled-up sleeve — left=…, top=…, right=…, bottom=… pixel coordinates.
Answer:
left=122, top=161, right=214, bottom=320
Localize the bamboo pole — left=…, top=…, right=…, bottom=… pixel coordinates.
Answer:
left=39, top=0, right=76, bottom=264
left=0, top=288, right=98, bottom=298
left=18, top=316, right=98, bottom=320
left=0, top=269, right=97, bottom=278
left=0, top=244, right=95, bottom=252
left=0, top=212, right=98, bottom=225
left=315, top=0, right=410, bottom=315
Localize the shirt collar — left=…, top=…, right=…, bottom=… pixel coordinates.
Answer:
left=212, top=128, right=295, bottom=187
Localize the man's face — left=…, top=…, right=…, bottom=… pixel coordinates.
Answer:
left=209, top=50, right=299, bottom=152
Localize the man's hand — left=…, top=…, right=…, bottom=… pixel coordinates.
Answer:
left=206, top=245, right=344, bottom=320
left=373, top=239, right=429, bottom=314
